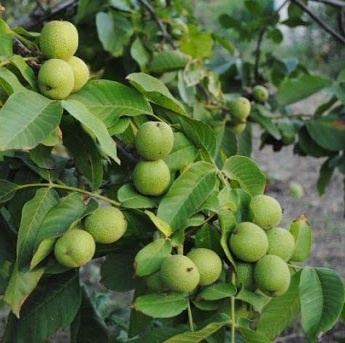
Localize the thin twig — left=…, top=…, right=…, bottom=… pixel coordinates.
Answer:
left=137, top=0, right=177, bottom=49
left=311, top=0, right=345, bottom=7
left=253, top=0, right=290, bottom=83
left=291, top=0, right=345, bottom=44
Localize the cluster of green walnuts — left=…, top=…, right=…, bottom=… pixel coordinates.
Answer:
left=37, top=20, right=90, bottom=99
left=142, top=194, right=311, bottom=300
left=228, top=85, right=269, bottom=134
left=53, top=206, right=127, bottom=268
left=132, top=121, right=174, bottom=196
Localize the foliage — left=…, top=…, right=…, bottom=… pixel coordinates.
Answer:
left=0, top=0, right=345, bottom=342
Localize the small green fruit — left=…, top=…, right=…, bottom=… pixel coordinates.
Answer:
left=249, top=194, right=283, bottom=230
left=266, top=227, right=295, bottom=261
left=229, top=97, right=251, bottom=122
left=39, top=20, right=79, bottom=60
left=84, top=206, right=127, bottom=244
left=133, top=159, right=170, bottom=196
left=146, top=271, right=166, bottom=292
left=38, top=59, right=74, bottom=99
left=230, top=122, right=247, bottom=134
left=159, top=255, right=200, bottom=293
left=234, top=261, right=256, bottom=291
left=252, top=85, right=269, bottom=103
left=135, top=121, right=174, bottom=161
left=229, top=222, right=269, bottom=262
left=254, top=254, right=291, bottom=296
left=187, top=248, right=223, bottom=286
left=67, top=56, right=89, bottom=92
left=54, top=229, right=95, bottom=268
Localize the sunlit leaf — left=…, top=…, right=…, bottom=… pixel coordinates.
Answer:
left=17, top=188, right=59, bottom=270
left=277, top=75, right=331, bottom=105
left=222, top=156, right=266, bottom=196
left=62, top=99, right=118, bottom=163
left=127, top=72, right=186, bottom=114
left=157, top=161, right=217, bottom=231
left=134, top=238, right=172, bottom=277
left=256, top=272, right=301, bottom=339
left=0, top=91, right=63, bottom=151
left=300, top=267, right=345, bottom=342
left=134, top=293, right=188, bottom=318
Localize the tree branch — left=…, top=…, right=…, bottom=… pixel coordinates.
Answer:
left=137, top=0, right=177, bottom=49
left=253, top=0, right=290, bottom=83
left=310, top=0, right=345, bottom=7
left=291, top=0, right=345, bottom=44
left=9, top=0, right=78, bottom=30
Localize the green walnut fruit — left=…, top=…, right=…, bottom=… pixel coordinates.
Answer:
left=234, top=261, right=256, bottom=291
left=135, top=121, right=174, bottom=161
left=54, top=229, right=95, bottom=268
left=229, top=222, right=269, bottom=262
left=132, top=159, right=170, bottom=196
left=39, top=20, right=79, bottom=60
left=159, top=255, right=200, bottom=293
left=229, top=97, right=251, bottom=122
left=249, top=194, right=283, bottom=230
left=38, top=59, right=74, bottom=99
left=84, top=206, right=127, bottom=244
left=266, top=227, right=295, bottom=261
left=230, top=122, right=247, bottom=134
left=252, top=85, right=269, bottom=103
left=254, top=254, right=291, bottom=296
left=187, top=248, right=223, bottom=286
left=146, top=271, right=166, bottom=292
left=67, top=56, right=89, bottom=92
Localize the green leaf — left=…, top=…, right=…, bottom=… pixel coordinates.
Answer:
left=70, top=286, right=109, bottom=343
left=180, top=24, right=213, bottom=59
left=75, top=0, right=103, bottom=23
left=222, top=156, right=266, bottom=196
left=61, top=117, right=104, bottom=191
left=157, top=161, right=217, bottom=231
left=0, top=67, right=26, bottom=94
left=0, top=91, right=63, bottom=151
left=306, top=115, right=345, bottom=151
left=0, top=34, right=13, bottom=57
left=17, top=188, right=59, bottom=270
left=101, top=253, right=139, bottom=292
left=277, top=75, right=331, bottom=105
left=195, top=223, right=223, bottom=256
left=68, top=79, right=153, bottom=128
left=3, top=270, right=81, bottom=343
left=256, top=271, right=301, bottom=340
left=126, top=72, right=186, bottom=114
left=10, top=55, right=37, bottom=90
left=0, top=179, right=19, bottom=203
left=134, top=293, right=189, bottom=318
left=164, top=314, right=229, bottom=342
left=62, top=99, right=118, bottom=163
left=178, top=115, right=217, bottom=160
left=198, top=283, right=236, bottom=301
left=96, top=12, right=133, bottom=57
left=163, top=132, right=198, bottom=172
left=4, top=262, right=45, bottom=317
left=30, top=192, right=87, bottom=269
left=300, top=267, right=345, bottom=342
left=218, top=209, right=237, bottom=268
left=297, top=126, right=331, bottom=158
left=145, top=210, right=173, bottom=238
left=134, top=238, right=172, bottom=277
left=149, top=51, right=191, bottom=73
left=117, top=184, right=158, bottom=209
left=317, top=157, right=335, bottom=195
left=238, top=326, right=271, bottom=343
